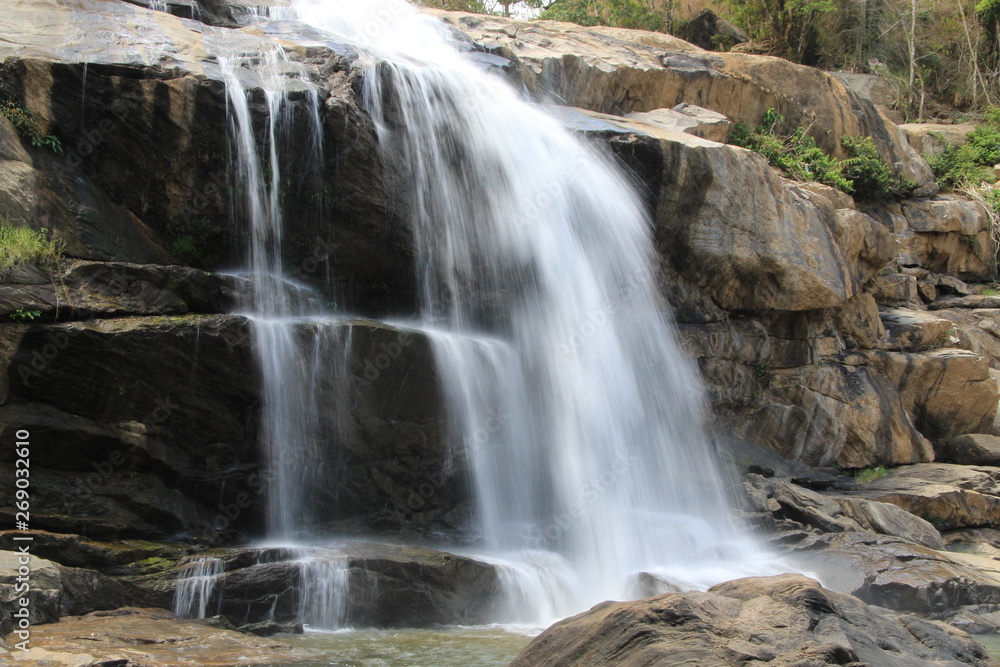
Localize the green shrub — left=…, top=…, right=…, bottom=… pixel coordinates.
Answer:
left=930, top=109, right=1000, bottom=189
left=10, top=308, right=41, bottom=323
left=0, top=101, right=62, bottom=155
left=729, top=109, right=910, bottom=198
left=841, top=136, right=916, bottom=199
left=0, top=225, right=64, bottom=274
left=729, top=109, right=851, bottom=192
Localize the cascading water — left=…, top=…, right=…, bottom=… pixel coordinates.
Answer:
left=213, top=40, right=333, bottom=540
left=173, top=557, right=224, bottom=619
left=182, top=0, right=779, bottom=634
left=290, top=0, right=777, bottom=619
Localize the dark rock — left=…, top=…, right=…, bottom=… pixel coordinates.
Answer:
left=129, top=542, right=501, bottom=629
left=0, top=551, right=128, bottom=636
left=510, top=573, right=991, bottom=666
left=939, top=434, right=1000, bottom=466
left=789, top=532, right=1000, bottom=614
left=675, top=9, right=748, bottom=51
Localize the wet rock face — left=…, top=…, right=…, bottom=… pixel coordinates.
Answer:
left=129, top=543, right=501, bottom=629
left=510, top=574, right=992, bottom=666
left=0, top=315, right=261, bottom=539
left=0, top=0, right=416, bottom=317
left=0, top=315, right=461, bottom=540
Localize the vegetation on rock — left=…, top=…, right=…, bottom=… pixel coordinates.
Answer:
left=855, top=465, right=890, bottom=483
left=729, top=109, right=913, bottom=198
left=930, top=108, right=1000, bottom=189
left=1, top=100, right=62, bottom=154
left=0, top=224, right=64, bottom=274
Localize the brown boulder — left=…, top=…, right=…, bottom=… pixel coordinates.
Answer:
left=843, top=463, right=1000, bottom=530
left=510, top=573, right=991, bottom=666
left=4, top=607, right=304, bottom=665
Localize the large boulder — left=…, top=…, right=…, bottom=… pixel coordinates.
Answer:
left=862, top=350, right=999, bottom=441
left=788, top=532, right=1000, bottom=614
left=771, top=481, right=944, bottom=549
left=0, top=551, right=127, bottom=636
left=940, top=434, right=1000, bottom=466
left=901, top=123, right=979, bottom=160
left=510, top=574, right=991, bottom=666
left=749, top=361, right=933, bottom=468
left=128, top=542, right=501, bottom=629
left=561, top=109, right=897, bottom=312
left=842, top=463, right=1000, bottom=530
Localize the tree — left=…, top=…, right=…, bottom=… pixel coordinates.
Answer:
left=538, top=0, right=667, bottom=31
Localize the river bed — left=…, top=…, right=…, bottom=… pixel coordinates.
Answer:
left=262, top=626, right=536, bottom=666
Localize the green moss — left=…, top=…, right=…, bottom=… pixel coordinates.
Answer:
left=855, top=466, right=889, bottom=484
left=930, top=109, right=1000, bottom=189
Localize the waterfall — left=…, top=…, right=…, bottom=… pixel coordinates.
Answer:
left=213, top=41, right=334, bottom=541
left=173, top=557, right=225, bottom=619
left=184, top=0, right=776, bottom=629
left=291, top=0, right=773, bottom=618
left=296, top=550, right=353, bottom=630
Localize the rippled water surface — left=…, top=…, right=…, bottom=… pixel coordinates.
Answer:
left=264, top=626, right=536, bottom=666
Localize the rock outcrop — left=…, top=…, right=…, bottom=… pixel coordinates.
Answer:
left=6, top=607, right=306, bottom=665
left=511, top=574, right=992, bottom=666
left=432, top=10, right=937, bottom=193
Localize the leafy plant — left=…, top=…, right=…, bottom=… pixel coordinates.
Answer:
left=855, top=466, right=889, bottom=483
left=10, top=308, right=41, bottom=323
left=729, top=109, right=910, bottom=198
left=930, top=109, right=1000, bottom=189
left=729, top=109, right=851, bottom=192
left=539, top=0, right=665, bottom=30
left=0, top=101, right=63, bottom=155
left=841, top=136, right=916, bottom=199
left=0, top=224, right=65, bottom=274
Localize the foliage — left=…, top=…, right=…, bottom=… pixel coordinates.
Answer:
left=729, top=109, right=852, bottom=191
left=0, top=225, right=64, bottom=274
left=0, top=101, right=62, bottom=155
left=930, top=110, right=1000, bottom=188
left=855, top=466, right=889, bottom=483
left=539, top=0, right=666, bottom=30
left=729, top=109, right=912, bottom=198
left=10, top=308, right=41, bottom=323
left=841, top=136, right=916, bottom=198
left=418, top=0, right=489, bottom=10
left=724, top=0, right=834, bottom=63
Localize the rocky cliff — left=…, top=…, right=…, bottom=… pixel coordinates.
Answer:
left=3, top=1, right=1000, bottom=664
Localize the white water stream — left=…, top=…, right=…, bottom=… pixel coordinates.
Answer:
left=176, top=0, right=781, bottom=633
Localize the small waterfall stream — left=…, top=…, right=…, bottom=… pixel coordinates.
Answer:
left=175, top=0, right=778, bottom=634
left=293, top=0, right=774, bottom=617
